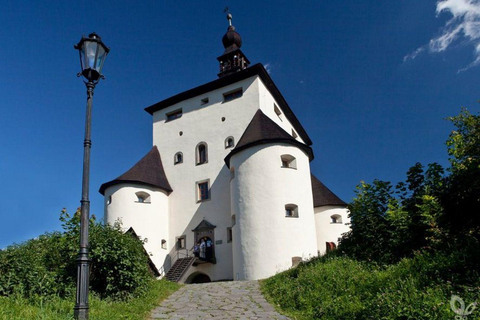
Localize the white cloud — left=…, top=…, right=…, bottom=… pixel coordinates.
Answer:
left=264, top=62, right=272, bottom=74
left=405, top=0, right=480, bottom=71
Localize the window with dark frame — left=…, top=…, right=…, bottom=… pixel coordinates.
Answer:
left=197, top=181, right=210, bottom=202
left=223, top=88, right=243, bottom=102
left=196, top=143, right=208, bottom=165
left=166, top=109, right=182, bottom=121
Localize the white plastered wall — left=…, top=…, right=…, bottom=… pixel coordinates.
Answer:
left=103, top=184, right=169, bottom=271
left=258, top=79, right=306, bottom=144
left=151, top=76, right=263, bottom=281
left=230, top=143, right=318, bottom=280
left=314, top=206, right=351, bottom=255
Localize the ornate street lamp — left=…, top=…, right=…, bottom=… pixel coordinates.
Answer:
left=73, top=32, right=109, bottom=320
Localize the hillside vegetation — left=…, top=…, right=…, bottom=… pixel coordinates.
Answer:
left=0, top=209, right=180, bottom=319
left=262, top=108, right=480, bottom=319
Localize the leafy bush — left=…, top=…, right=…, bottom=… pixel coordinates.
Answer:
left=0, top=209, right=154, bottom=300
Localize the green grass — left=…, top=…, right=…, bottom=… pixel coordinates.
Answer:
left=261, top=253, right=480, bottom=320
left=0, top=280, right=179, bottom=320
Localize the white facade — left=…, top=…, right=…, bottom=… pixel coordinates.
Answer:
left=100, top=29, right=349, bottom=282
left=314, top=206, right=351, bottom=255
left=230, top=144, right=318, bottom=280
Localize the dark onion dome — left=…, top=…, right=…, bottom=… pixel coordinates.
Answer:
left=311, top=174, right=347, bottom=207
left=224, top=109, right=314, bottom=167
left=222, top=25, right=242, bottom=52
left=99, top=146, right=172, bottom=195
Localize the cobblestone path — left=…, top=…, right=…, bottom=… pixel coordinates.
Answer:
left=149, top=280, right=289, bottom=319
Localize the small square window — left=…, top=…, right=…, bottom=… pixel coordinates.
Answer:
left=201, top=97, right=209, bottom=105
left=274, top=104, right=283, bottom=121
left=176, top=236, right=186, bottom=250
left=285, top=204, right=299, bottom=218
left=281, top=155, right=297, bottom=169
left=223, top=88, right=243, bottom=102
left=136, top=192, right=151, bottom=203
left=166, top=109, right=182, bottom=121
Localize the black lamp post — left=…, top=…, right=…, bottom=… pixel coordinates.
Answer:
left=73, top=32, right=109, bottom=320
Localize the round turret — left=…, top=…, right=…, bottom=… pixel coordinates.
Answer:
left=230, top=143, right=318, bottom=280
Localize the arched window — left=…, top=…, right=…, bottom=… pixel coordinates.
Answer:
left=174, top=152, right=183, bottom=164
left=136, top=191, right=151, bottom=203
left=331, top=214, right=342, bottom=224
left=281, top=154, right=297, bottom=169
left=225, top=136, right=234, bottom=149
left=196, top=142, right=208, bottom=165
left=106, top=195, right=112, bottom=205
left=285, top=204, right=299, bottom=218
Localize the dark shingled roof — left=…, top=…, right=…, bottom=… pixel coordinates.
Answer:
left=311, top=174, right=347, bottom=207
left=99, top=146, right=172, bottom=195
left=224, top=109, right=313, bottom=167
left=145, top=63, right=312, bottom=146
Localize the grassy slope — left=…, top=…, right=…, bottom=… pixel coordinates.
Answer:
left=0, top=280, right=179, bottom=320
left=261, top=254, right=480, bottom=320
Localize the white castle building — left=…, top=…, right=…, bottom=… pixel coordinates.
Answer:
left=99, top=15, right=350, bottom=283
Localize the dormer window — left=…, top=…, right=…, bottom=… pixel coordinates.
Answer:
left=196, top=142, right=208, bottom=165
left=223, top=88, right=243, bottom=102
left=136, top=191, right=151, bottom=203
left=166, top=109, right=182, bottom=122
left=225, top=136, right=234, bottom=149
left=174, top=152, right=183, bottom=165
left=281, top=154, right=297, bottom=169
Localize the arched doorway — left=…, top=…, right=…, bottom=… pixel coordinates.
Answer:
left=186, top=272, right=211, bottom=284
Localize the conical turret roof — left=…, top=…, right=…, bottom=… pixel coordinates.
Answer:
left=99, top=146, right=172, bottom=195
left=225, top=109, right=313, bottom=167
left=311, top=174, right=347, bottom=207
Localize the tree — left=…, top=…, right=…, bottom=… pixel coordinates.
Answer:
left=442, top=108, right=480, bottom=237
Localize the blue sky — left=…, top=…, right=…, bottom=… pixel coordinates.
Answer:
left=1, top=1, right=479, bottom=248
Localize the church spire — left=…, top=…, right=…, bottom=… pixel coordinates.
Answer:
left=217, top=11, right=250, bottom=78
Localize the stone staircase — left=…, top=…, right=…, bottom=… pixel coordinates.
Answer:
left=165, top=256, right=195, bottom=282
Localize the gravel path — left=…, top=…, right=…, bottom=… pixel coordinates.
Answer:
left=149, top=280, right=289, bottom=319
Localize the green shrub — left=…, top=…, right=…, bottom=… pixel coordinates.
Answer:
left=0, top=208, right=154, bottom=300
